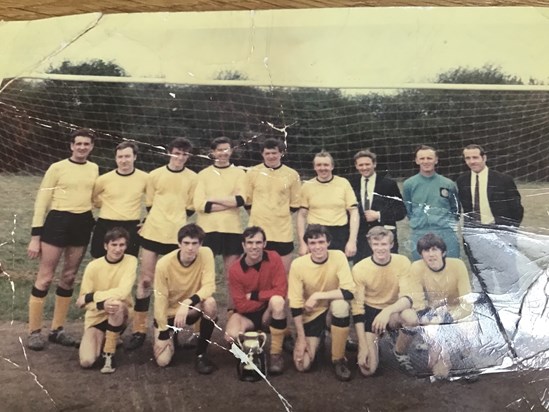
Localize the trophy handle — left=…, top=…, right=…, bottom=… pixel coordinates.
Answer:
left=236, top=333, right=245, bottom=349
left=257, top=331, right=267, bottom=350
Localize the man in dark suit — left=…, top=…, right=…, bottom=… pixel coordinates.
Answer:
left=349, top=150, right=407, bottom=263
left=456, top=144, right=523, bottom=227
left=456, top=144, right=524, bottom=294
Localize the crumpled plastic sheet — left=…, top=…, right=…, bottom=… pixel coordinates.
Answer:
left=403, top=225, right=549, bottom=383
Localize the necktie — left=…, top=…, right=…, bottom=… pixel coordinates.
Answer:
left=364, top=178, right=370, bottom=210
left=473, top=174, right=480, bottom=221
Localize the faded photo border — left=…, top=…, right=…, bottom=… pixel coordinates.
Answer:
left=1, top=7, right=549, bottom=411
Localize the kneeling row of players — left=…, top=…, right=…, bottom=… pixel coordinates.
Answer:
left=76, top=223, right=471, bottom=381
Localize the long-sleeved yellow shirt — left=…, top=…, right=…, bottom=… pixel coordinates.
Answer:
left=193, top=164, right=247, bottom=234
left=139, top=166, right=197, bottom=245
left=400, top=258, right=472, bottom=320
left=351, top=254, right=411, bottom=315
left=289, top=250, right=356, bottom=323
left=93, top=169, right=148, bottom=221
left=153, top=247, right=216, bottom=333
left=246, top=163, right=301, bottom=243
left=31, top=158, right=98, bottom=229
left=78, top=254, right=137, bottom=329
left=300, top=176, right=357, bottom=226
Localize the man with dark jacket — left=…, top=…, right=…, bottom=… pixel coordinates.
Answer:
left=456, top=144, right=524, bottom=294
left=349, top=150, right=407, bottom=263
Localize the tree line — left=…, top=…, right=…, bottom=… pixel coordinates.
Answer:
left=0, top=60, right=547, bottom=181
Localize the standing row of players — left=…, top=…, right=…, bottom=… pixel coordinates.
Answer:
left=25, top=129, right=523, bottom=374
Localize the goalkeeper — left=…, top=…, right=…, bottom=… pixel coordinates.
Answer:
left=402, top=145, right=460, bottom=260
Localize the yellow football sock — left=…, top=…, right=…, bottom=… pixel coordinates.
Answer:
left=104, top=329, right=119, bottom=354
left=28, top=295, right=45, bottom=333
left=330, top=325, right=349, bottom=361
left=269, top=326, right=286, bottom=355
left=133, top=311, right=148, bottom=334
left=51, top=293, right=72, bottom=331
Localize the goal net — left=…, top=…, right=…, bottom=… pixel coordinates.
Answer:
left=1, top=75, right=549, bottom=182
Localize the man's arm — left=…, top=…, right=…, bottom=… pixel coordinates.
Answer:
left=345, top=207, right=359, bottom=258
left=206, top=195, right=245, bottom=212
left=153, top=264, right=171, bottom=339
left=292, top=311, right=307, bottom=364
left=193, top=248, right=217, bottom=301
left=371, top=296, right=413, bottom=334
left=450, top=260, right=473, bottom=320
left=256, top=254, right=288, bottom=301
left=92, top=258, right=138, bottom=304
left=296, top=208, right=309, bottom=256
left=503, top=175, right=524, bottom=225
left=28, top=164, right=58, bottom=258
left=402, top=180, right=414, bottom=219
left=229, top=263, right=264, bottom=314
left=289, top=169, right=302, bottom=212
left=205, top=169, right=247, bottom=212
left=449, top=182, right=461, bottom=221
left=76, top=263, right=95, bottom=309
left=378, top=179, right=408, bottom=224
left=92, top=175, right=104, bottom=209
left=305, top=289, right=345, bottom=312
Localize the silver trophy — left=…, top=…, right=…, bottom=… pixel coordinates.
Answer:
left=236, top=331, right=267, bottom=382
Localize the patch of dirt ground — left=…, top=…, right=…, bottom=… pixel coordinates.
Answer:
left=1, top=321, right=547, bottom=412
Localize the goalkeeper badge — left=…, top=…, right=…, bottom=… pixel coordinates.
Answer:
left=236, top=331, right=267, bottom=382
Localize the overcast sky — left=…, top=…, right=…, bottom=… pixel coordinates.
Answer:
left=1, top=7, right=548, bottom=89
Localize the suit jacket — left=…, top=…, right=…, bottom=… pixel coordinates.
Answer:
left=456, top=169, right=523, bottom=227
left=349, top=173, right=407, bottom=238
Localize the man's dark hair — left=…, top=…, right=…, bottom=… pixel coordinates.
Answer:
left=463, top=144, right=486, bottom=157
left=210, top=136, right=233, bottom=150
left=416, top=232, right=447, bottom=255
left=167, top=137, right=192, bottom=154
left=261, top=138, right=285, bottom=153
left=242, top=226, right=267, bottom=243
left=178, top=223, right=205, bottom=244
left=414, top=144, right=437, bottom=158
left=69, top=128, right=95, bottom=143
left=353, top=149, right=377, bottom=163
left=104, top=227, right=130, bottom=244
left=303, top=224, right=332, bottom=244
left=116, top=141, right=138, bottom=155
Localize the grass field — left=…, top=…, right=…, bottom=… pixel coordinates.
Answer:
left=1, top=174, right=548, bottom=322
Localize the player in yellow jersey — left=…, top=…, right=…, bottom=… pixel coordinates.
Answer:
left=351, top=226, right=414, bottom=377
left=194, top=137, right=247, bottom=311
left=394, top=233, right=473, bottom=378
left=246, top=138, right=301, bottom=273
left=77, top=227, right=137, bottom=374
left=27, top=128, right=98, bottom=351
left=289, top=225, right=356, bottom=381
left=153, top=224, right=217, bottom=374
left=91, top=141, right=147, bottom=258
left=126, top=137, right=197, bottom=351
left=297, top=150, right=359, bottom=259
